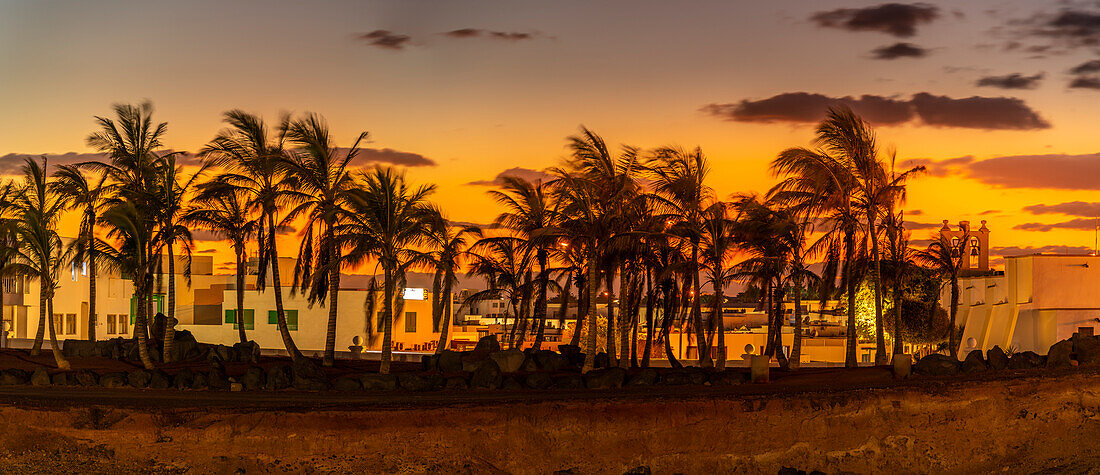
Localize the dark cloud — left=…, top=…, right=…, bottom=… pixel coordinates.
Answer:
left=990, top=245, right=1093, bottom=256
left=979, top=209, right=1001, bottom=216
left=1024, top=201, right=1100, bottom=217
left=449, top=220, right=502, bottom=230
left=1070, top=59, right=1100, bottom=74
left=976, top=72, right=1044, bottom=89
left=467, top=167, right=556, bottom=186
left=966, top=153, right=1100, bottom=189
left=899, top=155, right=974, bottom=177
left=909, top=93, right=1050, bottom=130
left=906, top=220, right=947, bottom=230
left=1022, top=9, right=1100, bottom=48
left=1014, top=218, right=1097, bottom=232
left=1069, top=76, right=1100, bottom=89
left=871, top=42, right=929, bottom=59
left=190, top=230, right=225, bottom=242
left=358, top=30, right=411, bottom=50
left=0, top=150, right=199, bottom=176
left=811, top=3, right=940, bottom=37
left=907, top=209, right=923, bottom=215
left=443, top=29, right=536, bottom=41
left=196, top=249, right=218, bottom=254
left=702, top=92, right=1050, bottom=130
left=352, top=148, right=436, bottom=167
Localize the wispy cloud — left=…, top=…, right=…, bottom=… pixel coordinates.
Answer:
left=811, top=3, right=940, bottom=37
left=357, top=30, right=411, bottom=50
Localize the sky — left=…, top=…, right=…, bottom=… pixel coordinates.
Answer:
left=4, top=0, right=1100, bottom=272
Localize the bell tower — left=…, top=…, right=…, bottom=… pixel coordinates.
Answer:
left=938, top=219, right=990, bottom=271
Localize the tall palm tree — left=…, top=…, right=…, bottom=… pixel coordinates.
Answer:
left=917, top=232, right=968, bottom=356
left=11, top=158, right=71, bottom=370
left=731, top=194, right=794, bottom=367
left=883, top=208, right=917, bottom=356
left=281, top=113, right=366, bottom=367
left=647, top=146, right=714, bottom=367
left=153, top=154, right=205, bottom=361
left=342, top=166, right=437, bottom=373
left=53, top=165, right=111, bottom=342
left=100, top=202, right=157, bottom=369
left=183, top=187, right=258, bottom=344
left=424, top=216, right=480, bottom=354
left=699, top=200, right=736, bottom=369
left=198, top=110, right=302, bottom=360
left=488, top=176, right=556, bottom=349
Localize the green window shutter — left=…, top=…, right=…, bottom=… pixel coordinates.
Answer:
left=405, top=311, right=416, bottom=333
left=268, top=310, right=277, bottom=325
left=244, top=309, right=254, bottom=330
left=225, top=309, right=236, bottom=324
left=287, top=310, right=298, bottom=331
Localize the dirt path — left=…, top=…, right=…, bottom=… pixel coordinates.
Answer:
left=2, top=369, right=1100, bottom=473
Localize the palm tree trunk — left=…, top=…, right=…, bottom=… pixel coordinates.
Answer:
left=532, top=250, right=549, bottom=350
left=605, top=269, right=617, bottom=366
left=713, top=273, right=725, bottom=370
left=570, top=272, right=585, bottom=347
left=558, top=269, right=572, bottom=331
left=581, top=251, right=600, bottom=373
left=662, top=284, right=681, bottom=368
left=617, top=270, right=631, bottom=369
left=163, top=245, right=176, bottom=361
left=45, top=288, right=70, bottom=370
left=135, top=277, right=155, bottom=370
left=869, top=212, right=887, bottom=365
left=435, top=281, right=453, bottom=353
left=691, top=243, right=711, bottom=367
left=792, top=275, right=806, bottom=367
left=88, top=248, right=97, bottom=342
left=642, top=269, right=654, bottom=368
left=774, top=281, right=790, bottom=369
left=844, top=228, right=858, bottom=368
left=892, top=267, right=903, bottom=355
left=380, top=264, right=395, bottom=374
left=269, top=216, right=302, bottom=360
left=764, top=279, right=775, bottom=355
left=323, top=241, right=341, bottom=368
left=235, top=249, right=247, bottom=344
left=31, top=285, right=45, bottom=355
left=949, top=276, right=959, bottom=356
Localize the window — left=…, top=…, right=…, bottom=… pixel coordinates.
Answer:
left=267, top=310, right=298, bottom=331
left=224, top=309, right=255, bottom=330
left=107, top=314, right=117, bottom=334
left=970, top=237, right=980, bottom=257
left=66, top=314, right=76, bottom=335
left=405, top=311, right=416, bottom=333
left=52, top=314, right=62, bottom=334
left=117, top=315, right=128, bottom=335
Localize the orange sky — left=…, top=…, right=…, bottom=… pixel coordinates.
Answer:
left=5, top=1, right=1100, bottom=272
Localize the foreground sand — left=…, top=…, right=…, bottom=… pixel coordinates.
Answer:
left=1, top=367, right=1099, bottom=474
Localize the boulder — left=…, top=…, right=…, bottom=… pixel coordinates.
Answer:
left=489, top=349, right=526, bottom=373
left=520, top=352, right=539, bottom=372
left=470, top=359, right=503, bottom=390
left=436, top=350, right=463, bottom=373
left=552, top=373, right=584, bottom=389
left=557, top=345, right=583, bottom=366
left=292, top=358, right=329, bottom=391
left=127, top=369, right=151, bottom=388
left=233, top=341, right=260, bottom=363
left=51, top=372, right=74, bottom=386
left=173, top=369, right=196, bottom=390
left=626, top=368, right=659, bottom=386
left=474, top=334, right=501, bottom=354
left=149, top=370, right=172, bottom=389
left=988, top=346, right=1009, bottom=370
left=594, top=352, right=610, bottom=369
left=0, top=369, right=29, bottom=385
left=710, top=370, right=747, bottom=386
left=265, top=365, right=293, bottom=390
left=502, top=376, right=524, bottom=390
left=444, top=376, right=468, bottom=390
left=1009, top=351, right=1044, bottom=370
left=660, top=370, right=693, bottom=386
left=913, top=354, right=960, bottom=376
left=1074, top=335, right=1100, bottom=365
left=30, top=367, right=50, bottom=386
left=190, top=372, right=209, bottom=390
left=169, top=339, right=201, bottom=363
left=241, top=366, right=267, bottom=390
left=624, top=466, right=651, bottom=475
left=62, top=339, right=98, bottom=358
left=333, top=376, right=362, bottom=391
left=584, top=367, right=627, bottom=389
left=74, top=370, right=99, bottom=387
left=360, top=373, right=398, bottom=391
left=1047, top=340, right=1074, bottom=368
left=961, top=350, right=988, bottom=373
left=99, top=372, right=128, bottom=388
left=524, top=372, right=553, bottom=389
left=398, top=373, right=441, bottom=392
left=534, top=350, right=567, bottom=371
left=207, top=364, right=231, bottom=390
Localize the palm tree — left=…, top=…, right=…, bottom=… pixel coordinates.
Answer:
left=467, top=236, right=530, bottom=348
left=731, top=194, right=793, bottom=367
left=99, top=202, right=157, bottom=369
left=11, top=157, right=71, bottom=370
left=53, top=165, right=111, bottom=342
left=342, top=166, right=437, bottom=373
left=183, top=187, right=258, bottom=344
left=153, top=154, right=205, bottom=361
left=423, top=216, right=480, bottom=354
left=280, top=113, right=366, bottom=367
left=699, top=201, right=736, bottom=369
left=883, top=208, right=917, bottom=356
left=488, top=176, right=556, bottom=349
left=647, top=146, right=714, bottom=367
left=917, top=232, right=968, bottom=356
left=198, top=110, right=303, bottom=360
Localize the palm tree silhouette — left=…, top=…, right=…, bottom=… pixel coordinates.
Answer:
left=54, top=164, right=111, bottom=342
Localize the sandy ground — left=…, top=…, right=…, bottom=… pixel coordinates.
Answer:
left=2, top=364, right=1100, bottom=474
